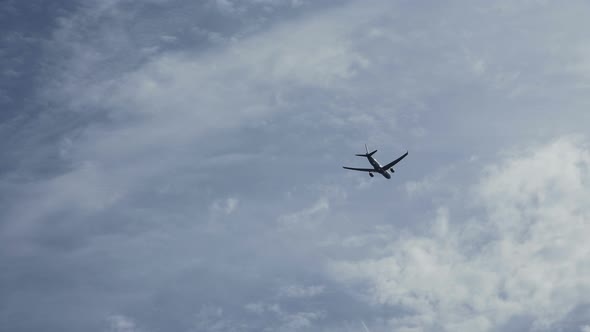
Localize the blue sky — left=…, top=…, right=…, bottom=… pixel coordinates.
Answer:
left=2, top=1, right=590, bottom=331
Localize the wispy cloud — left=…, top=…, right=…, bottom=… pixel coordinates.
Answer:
left=106, top=315, right=141, bottom=332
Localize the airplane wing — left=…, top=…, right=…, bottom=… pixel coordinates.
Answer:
left=382, top=151, right=409, bottom=170
left=342, top=166, right=377, bottom=172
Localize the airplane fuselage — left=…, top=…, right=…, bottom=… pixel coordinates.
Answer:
left=367, top=155, right=391, bottom=179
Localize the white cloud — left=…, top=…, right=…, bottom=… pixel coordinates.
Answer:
left=279, top=311, right=325, bottom=331
left=278, top=198, right=329, bottom=230
left=106, top=315, right=139, bottom=332
left=192, top=306, right=234, bottom=332
left=329, top=136, right=590, bottom=331
left=243, top=302, right=324, bottom=331
left=210, top=197, right=239, bottom=216
left=213, top=0, right=240, bottom=15
left=279, top=284, right=325, bottom=298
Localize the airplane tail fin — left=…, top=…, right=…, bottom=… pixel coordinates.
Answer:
left=355, top=144, right=377, bottom=157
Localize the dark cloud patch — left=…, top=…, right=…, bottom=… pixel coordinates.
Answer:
left=0, top=1, right=78, bottom=115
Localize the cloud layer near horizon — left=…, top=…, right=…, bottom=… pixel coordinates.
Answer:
left=2, top=1, right=590, bottom=331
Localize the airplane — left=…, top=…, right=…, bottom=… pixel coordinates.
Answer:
left=343, top=145, right=408, bottom=179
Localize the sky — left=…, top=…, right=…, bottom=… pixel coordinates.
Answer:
left=2, top=0, right=590, bottom=331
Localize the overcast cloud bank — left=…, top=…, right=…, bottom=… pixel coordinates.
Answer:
left=2, top=1, right=590, bottom=331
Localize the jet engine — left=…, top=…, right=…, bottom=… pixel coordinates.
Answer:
left=390, top=168, right=395, bottom=173
left=369, top=173, right=374, bottom=177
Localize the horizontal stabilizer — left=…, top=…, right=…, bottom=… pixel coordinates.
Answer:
left=355, top=150, right=377, bottom=157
